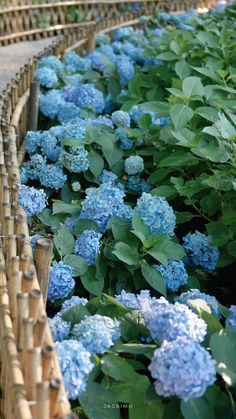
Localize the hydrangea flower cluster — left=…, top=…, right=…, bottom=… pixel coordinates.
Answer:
left=40, top=89, right=64, bottom=119
left=139, top=297, right=207, bottom=343
left=149, top=337, right=216, bottom=401
left=183, top=231, right=219, bottom=273
left=176, top=289, right=220, bottom=317
left=64, top=51, right=92, bottom=72
left=49, top=314, right=71, bottom=342
left=134, top=192, right=176, bottom=236
left=80, top=183, right=132, bottom=232
left=68, top=83, right=104, bottom=113
left=124, top=155, right=144, bottom=175
left=39, top=55, right=64, bottom=74
left=18, top=185, right=47, bottom=217
left=155, top=260, right=188, bottom=292
left=40, top=163, right=67, bottom=190
left=227, top=305, right=236, bottom=328
left=99, top=169, right=118, bottom=185
left=35, top=67, right=58, bottom=88
left=115, top=289, right=151, bottom=309
left=116, top=55, right=135, bottom=85
left=127, top=175, right=152, bottom=193
left=48, top=261, right=75, bottom=303
left=75, top=230, right=102, bottom=265
left=56, top=340, right=94, bottom=400
left=116, top=127, right=134, bottom=149
left=71, top=314, right=121, bottom=355
left=61, top=295, right=88, bottom=313
left=129, top=105, right=157, bottom=125
left=59, top=146, right=89, bottom=173
left=111, top=110, right=131, bottom=128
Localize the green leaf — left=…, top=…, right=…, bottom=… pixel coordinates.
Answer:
left=210, top=330, right=236, bottom=372
left=141, top=262, right=166, bottom=295
left=206, top=222, right=230, bottom=247
left=113, top=242, right=140, bottom=266
left=159, top=152, right=197, bottom=167
left=37, top=208, right=61, bottom=228
left=175, top=61, right=191, bottom=80
left=151, top=185, right=177, bottom=199
left=101, top=354, right=136, bottom=381
left=74, top=219, right=100, bottom=235
left=63, top=254, right=88, bottom=276
left=80, top=266, right=104, bottom=295
left=182, top=76, right=204, bottom=99
left=175, top=211, right=193, bottom=224
left=154, top=238, right=186, bottom=260
left=79, top=382, right=120, bottom=419
left=52, top=201, right=80, bottom=217
left=227, top=240, right=236, bottom=257
left=54, top=226, right=75, bottom=258
left=196, top=31, right=219, bottom=49
left=132, top=215, right=150, bottom=244
left=129, top=386, right=164, bottom=419
left=147, top=248, right=168, bottom=265
left=170, top=104, right=194, bottom=130
left=88, top=150, right=104, bottom=178
left=166, top=88, right=184, bottom=98
left=109, top=374, right=150, bottom=404
left=157, top=51, right=177, bottom=61
left=195, top=107, right=219, bottom=123
left=62, top=303, right=90, bottom=324
left=181, top=398, right=216, bottom=419
left=103, top=146, right=123, bottom=170
left=113, top=342, right=155, bottom=357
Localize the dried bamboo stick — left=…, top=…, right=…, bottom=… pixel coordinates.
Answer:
left=34, top=238, right=53, bottom=304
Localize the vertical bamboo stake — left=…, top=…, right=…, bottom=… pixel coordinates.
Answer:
left=34, top=239, right=53, bottom=305
left=86, top=29, right=96, bottom=53
left=49, top=379, right=61, bottom=418
left=25, top=347, right=42, bottom=401
left=34, top=314, right=47, bottom=347
left=28, top=81, right=39, bottom=131
left=36, top=382, right=50, bottom=419
left=42, top=345, right=54, bottom=381
left=21, top=270, right=34, bottom=294
left=29, top=289, right=41, bottom=324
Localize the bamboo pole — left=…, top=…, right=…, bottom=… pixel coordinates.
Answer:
left=27, top=81, right=39, bottom=131
left=34, top=239, right=53, bottom=305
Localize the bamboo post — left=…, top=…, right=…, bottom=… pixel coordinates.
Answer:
left=29, top=289, right=41, bottom=324
left=27, top=81, right=39, bottom=131
left=36, top=382, right=50, bottom=419
left=86, top=29, right=96, bottom=53
left=34, top=239, right=53, bottom=305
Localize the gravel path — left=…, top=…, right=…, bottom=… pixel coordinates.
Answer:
left=0, top=38, right=58, bottom=93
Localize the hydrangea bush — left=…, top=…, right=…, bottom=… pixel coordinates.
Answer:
left=19, top=5, right=236, bottom=419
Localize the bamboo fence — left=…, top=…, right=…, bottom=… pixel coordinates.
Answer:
left=0, top=0, right=229, bottom=417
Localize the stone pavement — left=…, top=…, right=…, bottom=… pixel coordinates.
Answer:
left=0, top=38, right=57, bottom=93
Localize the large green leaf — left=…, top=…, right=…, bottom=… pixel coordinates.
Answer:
left=141, top=262, right=166, bottom=295
left=79, top=382, right=120, bottom=419
left=129, top=386, right=164, bottom=419
left=88, top=150, right=104, bottom=178
left=113, top=242, right=140, bottom=266
left=182, top=76, right=204, bottom=99
left=181, top=398, right=216, bottom=419
left=80, top=266, right=104, bottom=295
left=52, top=201, right=80, bottom=216
left=132, top=215, right=150, bottom=244
left=210, top=330, right=236, bottom=372
left=101, top=353, right=136, bottom=382
left=175, top=61, right=191, bottom=79
left=62, top=303, right=90, bottom=324
left=63, top=254, right=88, bottom=276
left=170, top=104, right=194, bottom=130
left=54, top=226, right=75, bottom=258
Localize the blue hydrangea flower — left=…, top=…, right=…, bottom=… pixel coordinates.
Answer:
left=49, top=314, right=71, bottom=342
left=104, top=94, right=115, bottom=114
left=122, top=42, right=144, bottom=64
left=112, top=41, right=124, bottom=54
left=116, top=55, right=135, bottom=86
left=59, top=146, right=89, bottom=173
left=129, top=105, right=157, bottom=125
left=149, top=337, right=216, bottom=401
left=152, top=28, right=164, bottom=38
left=96, top=33, right=110, bottom=46
left=61, top=296, right=88, bottom=313
left=113, top=27, right=134, bottom=41
left=99, top=170, right=118, bottom=186
left=75, top=230, right=102, bottom=265
left=134, top=192, right=176, bottom=236
left=39, top=56, right=64, bottom=74
left=40, top=90, right=65, bottom=119
left=90, top=50, right=113, bottom=73
left=40, top=164, right=67, bottom=190
left=143, top=56, right=163, bottom=67
left=116, top=128, right=134, bottom=149
left=115, top=289, right=151, bottom=309
left=139, top=297, right=207, bottom=343
left=21, top=154, right=47, bottom=181
left=35, top=67, right=58, bottom=88
left=227, top=305, right=236, bottom=328
left=71, top=314, right=120, bottom=355
left=25, top=131, right=43, bottom=154
left=80, top=183, right=131, bottom=232
left=64, top=51, right=92, bottom=72
left=72, top=181, right=81, bottom=192
left=124, top=155, right=144, bottom=175
left=63, top=73, right=83, bottom=86
left=176, top=289, right=220, bottom=317
left=48, top=261, right=75, bottom=303
left=57, top=102, right=81, bottom=124
left=56, top=339, right=94, bottom=400
left=183, top=231, right=219, bottom=273
left=127, top=175, right=152, bottom=193
left=64, top=217, right=77, bottom=233
left=18, top=185, right=47, bottom=217
left=154, top=117, right=169, bottom=127
left=90, top=116, right=114, bottom=129
left=155, top=260, right=188, bottom=292
left=111, top=110, right=131, bottom=128
left=69, top=84, right=104, bottom=113
left=62, top=117, right=87, bottom=143
left=41, top=133, right=62, bottom=161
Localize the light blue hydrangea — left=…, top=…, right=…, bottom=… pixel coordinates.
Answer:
left=61, top=296, right=88, bottom=313
left=116, top=55, right=135, bottom=86
left=104, top=94, right=115, bottom=114
left=155, top=260, right=188, bottom=292
left=75, top=230, right=102, bottom=265
left=69, top=84, right=104, bottom=113
left=72, top=181, right=81, bottom=192
left=40, top=90, right=65, bottom=119
left=99, top=169, right=118, bottom=185
left=71, top=314, right=121, bottom=355
left=115, top=289, right=151, bottom=309
left=122, top=42, right=144, bottom=64
left=48, top=261, right=75, bottom=303
left=64, top=217, right=77, bottom=233
left=227, top=305, right=236, bottom=328
left=63, top=73, right=83, bottom=86
left=57, top=102, right=81, bottom=124
left=18, top=185, right=47, bottom=217
left=40, top=164, right=67, bottom=190
left=149, top=337, right=216, bottom=401
left=116, top=128, right=134, bottom=149
left=112, top=41, right=124, bottom=54
left=49, top=314, right=71, bottom=342
left=127, top=175, right=152, bottom=193
left=89, top=50, right=112, bottom=73
left=21, top=154, right=47, bottom=181
left=25, top=131, right=43, bottom=154
left=139, top=297, right=207, bottom=343
left=39, top=55, right=64, bottom=74
left=152, top=28, right=164, bottom=38
left=59, top=147, right=89, bottom=173
left=41, top=132, right=62, bottom=161
left=111, top=110, right=131, bottom=128
left=62, top=117, right=87, bottom=142
left=183, top=231, right=219, bottom=273
left=64, top=51, right=92, bottom=72
left=143, top=56, right=163, bottom=67
left=80, top=183, right=131, bottom=232
left=134, top=192, right=176, bottom=236
left=176, top=289, right=220, bottom=317
left=96, top=33, right=110, bottom=46
left=129, top=105, right=157, bottom=125
left=90, top=116, right=114, bottom=129
left=35, top=67, right=58, bottom=88
left=124, top=155, right=144, bottom=175
left=154, top=117, right=169, bottom=127
left=113, top=27, right=134, bottom=41
left=56, top=339, right=94, bottom=400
